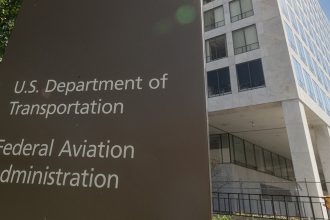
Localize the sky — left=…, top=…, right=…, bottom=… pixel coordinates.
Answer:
left=319, top=0, right=330, bottom=20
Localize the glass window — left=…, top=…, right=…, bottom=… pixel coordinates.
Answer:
left=272, top=154, right=282, bottom=177
left=303, top=70, right=317, bottom=101
left=233, top=136, right=246, bottom=165
left=207, top=67, right=231, bottom=97
left=284, top=22, right=297, bottom=52
left=279, top=157, right=288, bottom=179
left=210, top=134, right=221, bottom=149
left=203, top=0, right=214, bottom=4
left=288, top=8, right=298, bottom=31
left=233, top=25, right=259, bottom=55
left=292, top=57, right=306, bottom=91
left=204, top=6, right=225, bottom=32
left=236, top=59, right=265, bottom=91
left=209, top=135, right=223, bottom=164
left=296, top=39, right=306, bottom=64
left=255, top=146, right=265, bottom=172
left=286, top=159, right=295, bottom=181
left=245, top=141, right=256, bottom=168
left=278, top=0, right=288, bottom=18
left=205, top=35, right=227, bottom=62
left=230, top=0, right=254, bottom=22
left=264, top=150, right=274, bottom=174
left=221, top=134, right=231, bottom=163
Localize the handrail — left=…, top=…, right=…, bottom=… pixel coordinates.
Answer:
left=212, top=192, right=329, bottom=219
left=204, top=20, right=225, bottom=32
left=231, top=9, right=254, bottom=22
left=234, top=42, right=260, bottom=55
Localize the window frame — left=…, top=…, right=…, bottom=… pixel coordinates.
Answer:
left=236, top=58, right=266, bottom=91
left=230, top=0, right=254, bottom=23
left=232, top=24, right=260, bottom=55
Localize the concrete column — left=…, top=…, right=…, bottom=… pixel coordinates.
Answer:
left=315, top=125, right=330, bottom=193
left=282, top=100, right=328, bottom=219
left=282, top=100, right=322, bottom=196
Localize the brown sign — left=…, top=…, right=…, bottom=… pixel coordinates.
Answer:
left=0, top=0, right=211, bottom=219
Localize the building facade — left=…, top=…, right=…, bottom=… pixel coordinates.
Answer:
left=203, top=0, right=330, bottom=218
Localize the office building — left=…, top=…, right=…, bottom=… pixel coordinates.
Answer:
left=203, top=0, right=330, bottom=218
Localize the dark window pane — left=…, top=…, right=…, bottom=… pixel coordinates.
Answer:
left=249, top=59, right=265, bottom=88
left=207, top=70, right=219, bottom=96
left=286, top=159, right=295, bottom=181
left=272, top=154, right=282, bottom=177
left=264, top=150, right=274, bottom=174
left=221, top=134, right=231, bottom=163
left=237, top=62, right=250, bottom=90
left=233, top=136, right=246, bottom=165
left=245, top=141, right=256, bottom=168
left=203, top=0, right=213, bottom=4
left=209, top=135, right=223, bottom=164
left=206, top=35, right=227, bottom=62
left=209, top=135, right=221, bottom=149
left=218, top=67, right=231, bottom=94
left=236, top=59, right=265, bottom=91
left=207, top=67, right=231, bottom=97
left=255, top=146, right=265, bottom=171
left=279, top=157, right=288, bottom=179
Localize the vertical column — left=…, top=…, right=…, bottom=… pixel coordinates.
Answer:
left=282, top=99, right=328, bottom=219
left=282, top=100, right=322, bottom=196
left=315, top=125, right=330, bottom=192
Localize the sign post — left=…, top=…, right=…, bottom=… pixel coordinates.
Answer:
left=0, top=1, right=211, bottom=219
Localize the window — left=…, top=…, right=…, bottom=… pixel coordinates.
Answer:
left=210, top=135, right=221, bottom=149
left=279, top=157, right=288, bottom=179
left=264, top=150, right=274, bottom=174
left=221, top=134, right=231, bottom=163
left=236, top=59, right=265, bottom=91
left=205, top=35, right=227, bottom=62
left=303, top=70, right=317, bottom=102
left=245, top=142, right=256, bottom=168
left=272, top=154, right=282, bottom=177
left=233, top=136, right=246, bottom=165
left=203, top=0, right=214, bottom=4
left=209, top=135, right=223, bottom=164
left=255, top=146, right=265, bottom=172
left=204, top=6, right=225, bottom=32
left=296, top=39, right=306, bottom=64
left=230, top=0, right=254, bottom=22
left=286, top=159, right=295, bottom=181
left=207, top=67, right=231, bottom=97
left=211, top=133, right=294, bottom=180
left=292, top=57, right=306, bottom=91
left=284, top=22, right=297, bottom=52
left=233, top=25, right=259, bottom=55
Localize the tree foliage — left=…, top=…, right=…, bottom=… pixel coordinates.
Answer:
left=0, top=0, right=22, bottom=61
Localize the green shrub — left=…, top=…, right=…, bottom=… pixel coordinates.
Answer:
left=212, top=214, right=232, bottom=220
left=0, top=0, right=22, bottom=61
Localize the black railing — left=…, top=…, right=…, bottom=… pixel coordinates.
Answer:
left=231, top=9, right=254, bottom=22
left=206, top=52, right=227, bottom=63
left=234, top=42, right=260, bottom=55
left=205, top=20, right=225, bottom=32
left=212, top=192, right=330, bottom=219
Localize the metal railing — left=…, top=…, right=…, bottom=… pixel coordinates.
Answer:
left=206, top=51, right=227, bottom=63
left=212, top=192, right=330, bottom=219
left=234, top=42, right=260, bottom=55
left=231, top=9, right=254, bottom=22
left=204, top=20, right=225, bottom=32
